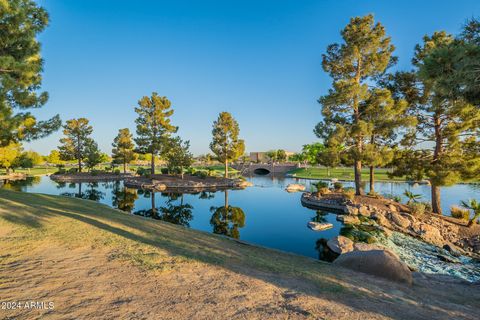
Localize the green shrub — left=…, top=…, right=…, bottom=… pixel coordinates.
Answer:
left=342, top=187, right=356, bottom=201
left=421, top=202, right=432, bottom=212
left=409, top=202, right=426, bottom=215
left=136, top=167, right=151, bottom=176
left=68, top=168, right=78, bottom=174
left=450, top=206, right=470, bottom=221
left=55, top=168, right=66, bottom=175
left=333, top=182, right=343, bottom=190
left=114, top=169, right=120, bottom=175
left=194, top=171, right=207, bottom=179
left=315, top=181, right=329, bottom=190
left=160, top=168, right=169, bottom=174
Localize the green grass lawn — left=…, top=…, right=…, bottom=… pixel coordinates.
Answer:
left=0, top=166, right=58, bottom=176
left=288, top=167, right=406, bottom=181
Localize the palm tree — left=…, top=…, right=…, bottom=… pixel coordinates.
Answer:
left=403, top=190, right=422, bottom=205
left=460, top=199, right=480, bottom=228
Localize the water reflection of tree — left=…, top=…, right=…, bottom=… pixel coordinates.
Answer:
left=133, top=191, right=193, bottom=227
left=198, top=191, right=215, bottom=200
left=311, top=210, right=328, bottom=223
left=1, top=176, right=41, bottom=191
left=59, top=182, right=105, bottom=201
left=111, top=181, right=138, bottom=213
left=209, top=190, right=245, bottom=239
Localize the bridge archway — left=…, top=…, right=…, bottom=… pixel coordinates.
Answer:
left=253, top=168, right=270, bottom=175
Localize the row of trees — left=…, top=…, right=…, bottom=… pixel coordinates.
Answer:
left=55, top=93, right=245, bottom=178
left=315, top=15, right=480, bottom=214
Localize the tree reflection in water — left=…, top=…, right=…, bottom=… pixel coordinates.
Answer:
left=311, top=210, right=328, bottom=223
left=60, top=182, right=105, bottom=201
left=111, top=181, right=138, bottom=213
left=0, top=176, right=41, bottom=191
left=209, top=190, right=246, bottom=239
left=133, top=191, right=193, bottom=227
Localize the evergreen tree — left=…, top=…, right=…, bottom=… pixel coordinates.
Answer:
left=361, top=88, right=414, bottom=193
left=389, top=31, right=480, bottom=214
left=58, top=118, right=94, bottom=172
left=164, top=136, right=193, bottom=179
left=315, top=15, right=395, bottom=195
left=210, top=112, right=245, bottom=178
left=0, top=0, right=61, bottom=146
left=112, top=128, right=135, bottom=173
left=84, top=140, right=103, bottom=171
left=134, top=93, right=177, bottom=175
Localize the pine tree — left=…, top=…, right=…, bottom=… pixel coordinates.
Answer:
left=112, top=128, right=135, bottom=173
left=58, top=118, right=95, bottom=172
left=134, top=93, right=177, bottom=175
left=210, top=112, right=245, bottom=178
left=0, top=0, right=61, bottom=146
left=164, top=136, right=193, bottom=179
left=389, top=30, right=480, bottom=214
left=361, top=88, right=414, bottom=193
left=315, top=15, right=395, bottom=195
left=84, top=140, right=102, bottom=171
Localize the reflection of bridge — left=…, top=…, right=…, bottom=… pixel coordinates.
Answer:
left=231, top=163, right=299, bottom=176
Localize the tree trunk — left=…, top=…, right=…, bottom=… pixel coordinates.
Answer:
left=369, top=166, right=375, bottom=194
left=181, top=167, right=184, bottom=180
left=78, top=182, right=82, bottom=198
left=354, top=160, right=363, bottom=195
left=151, top=153, right=155, bottom=175
left=432, top=115, right=442, bottom=214
left=224, top=159, right=228, bottom=178
left=431, top=184, right=442, bottom=215
left=78, top=157, right=82, bottom=173
left=123, top=161, right=127, bottom=174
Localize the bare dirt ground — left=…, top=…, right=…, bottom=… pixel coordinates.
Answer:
left=0, top=242, right=478, bottom=320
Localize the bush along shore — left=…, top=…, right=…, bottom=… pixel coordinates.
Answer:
left=301, top=190, right=480, bottom=282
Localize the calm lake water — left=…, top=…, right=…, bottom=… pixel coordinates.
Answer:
left=2, top=175, right=479, bottom=260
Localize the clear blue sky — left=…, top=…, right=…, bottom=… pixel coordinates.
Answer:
left=27, top=0, right=480, bottom=155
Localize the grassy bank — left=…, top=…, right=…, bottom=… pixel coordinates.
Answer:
left=1, top=189, right=478, bottom=319
left=0, top=189, right=331, bottom=282
left=0, top=166, right=57, bottom=176
left=288, top=167, right=405, bottom=181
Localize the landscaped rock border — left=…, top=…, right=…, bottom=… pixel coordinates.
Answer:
left=301, top=192, right=480, bottom=258
left=124, top=175, right=253, bottom=193
left=50, top=173, right=132, bottom=182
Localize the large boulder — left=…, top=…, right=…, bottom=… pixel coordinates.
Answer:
left=390, top=212, right=411, bottom=229
left=344, top=205, right=359, bottom=216
left=413, top=223, right=445, bottom=247
left=327, top=236, right=354, bottom=254
left=333, top=249, right=413, bottom=285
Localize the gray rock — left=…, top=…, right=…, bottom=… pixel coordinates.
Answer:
left=333, top=249, right=413, bottom=285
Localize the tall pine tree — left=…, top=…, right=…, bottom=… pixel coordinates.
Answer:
left=0, top=0, right=60, bottom=146
left=112, top=128, right=135, bottom=173
left=316, top=15, right=394, bottom=195
left=134, top=93, right=177, bottom=175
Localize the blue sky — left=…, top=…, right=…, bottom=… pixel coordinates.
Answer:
left=27, top=0, right=480, bottom=155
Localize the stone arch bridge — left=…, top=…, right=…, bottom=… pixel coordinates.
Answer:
left=231, top=163, right=299, bottom=176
